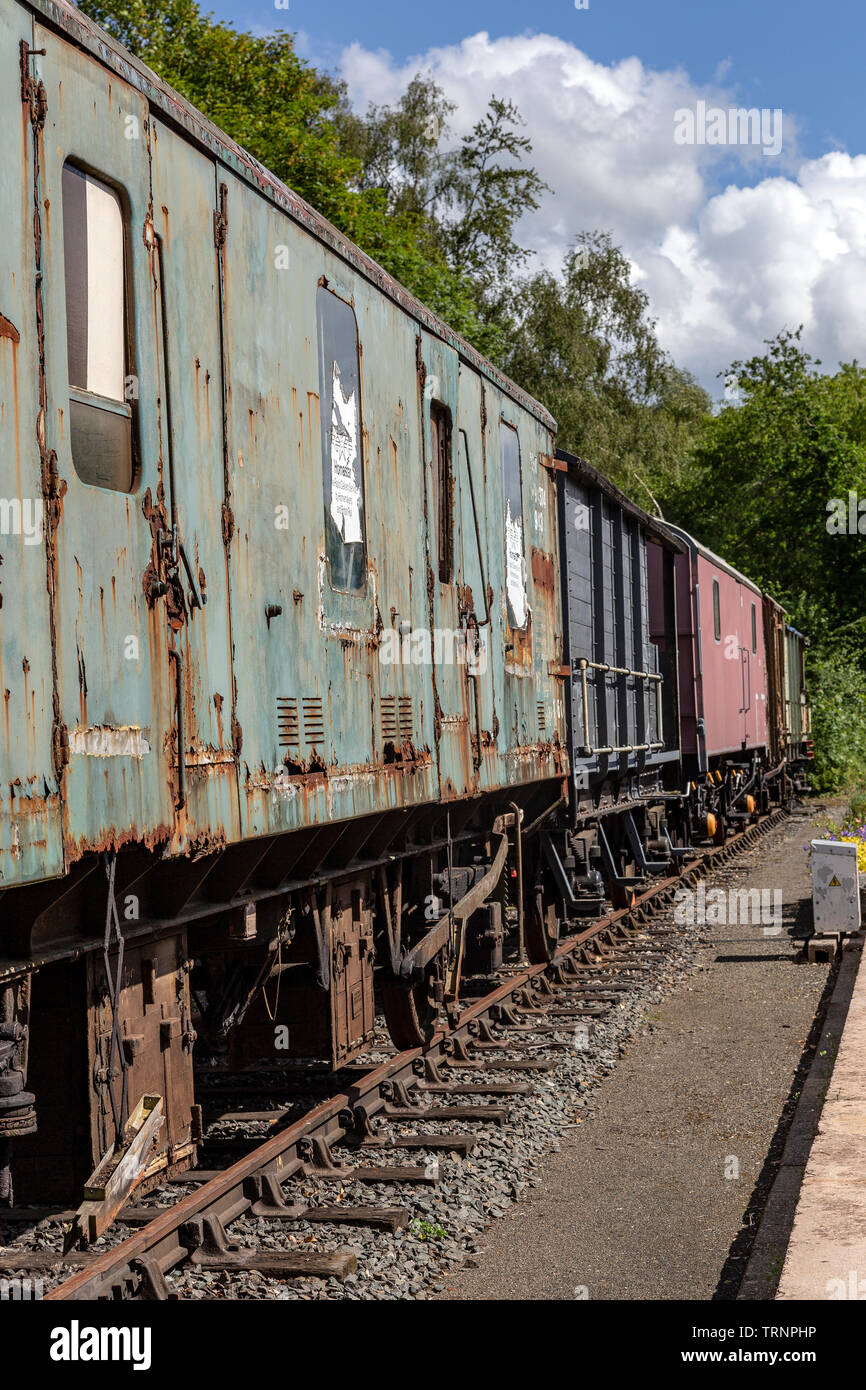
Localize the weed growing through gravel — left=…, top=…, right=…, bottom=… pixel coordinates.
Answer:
left=410, top=1219, right=449, bottom=1242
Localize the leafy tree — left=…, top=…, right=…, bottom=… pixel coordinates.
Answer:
left=504, top=232, right=711, bottom=497
left=662, top=329, right=866, bottom=642
left=335, top=78, right=548, bottom=355
left=80, top=0, right=364, bottom=232
left=437, top=97, right=549, bottom=299
left=334, top=74, right=455, bottom=219
left=807, top=648, right=866, bottom=793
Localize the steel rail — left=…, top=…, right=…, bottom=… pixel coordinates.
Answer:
left=47, top=808, right=789, bottom=1301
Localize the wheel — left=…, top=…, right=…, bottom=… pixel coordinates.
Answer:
left=379, top=964, right=440, bottom=1050
left=524, top=865, right=561, bottom=963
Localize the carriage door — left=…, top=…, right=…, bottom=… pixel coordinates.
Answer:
left=418, top=337, right=476, bottom=799
left=147, top=123, right=240, bottom=850
left=31, top=31, right=176, bottom=854
left=455, top=365, right=497, bottom=793
left=741, top=594, right=754, bottom=746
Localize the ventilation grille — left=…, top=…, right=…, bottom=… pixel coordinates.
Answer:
left=398, top=696, right=413, bottom=738
left=277, top=697, right=299, bottom=751
left=381, top=694, right=414, bottom=743
left=277, top=696, right=325, bottom=752
left=381, top=696, right=398, bottom=743
left=302, top=696, right=325, bottom=747
left=537, top=702, right=547, bottom=735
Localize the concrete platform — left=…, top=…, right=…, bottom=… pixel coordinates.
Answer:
left=776, top=934, right=866, bottom=1300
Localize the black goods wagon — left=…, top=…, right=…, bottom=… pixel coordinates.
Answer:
left=526, top=451, right=690, bottom=960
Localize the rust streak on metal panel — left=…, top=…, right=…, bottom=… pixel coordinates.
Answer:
left=22, top=40, right=67, bottom=793
left=531, top=547, right=555, bottom=594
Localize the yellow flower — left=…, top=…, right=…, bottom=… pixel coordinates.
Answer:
left=838, top=835, right=866, bottom=872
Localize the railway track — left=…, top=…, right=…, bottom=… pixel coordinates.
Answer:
left=3, top=809, right=789, bottom=1302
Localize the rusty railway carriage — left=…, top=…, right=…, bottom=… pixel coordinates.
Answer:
left=0, top=0, right=812, bottom=1208
left=0, top=0, right=571, bottom=1203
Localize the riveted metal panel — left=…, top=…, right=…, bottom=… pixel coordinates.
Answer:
left=86, top=931, right=196, bottom=1176
left=34, top=24, right=177, bottom=862
left=349, top=278, right=435, bottom=797
left=784, top=625, right=808, bottom=746
left=147, top=119, right=240, bottom=855
left=763, top=594, right=787, bottom=763
left=558, top=472, right=593, bottom=782
left=0, top=0, right=65, bottom=888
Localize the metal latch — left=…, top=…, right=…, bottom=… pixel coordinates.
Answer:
left=19, top=42, right=47, bottom=131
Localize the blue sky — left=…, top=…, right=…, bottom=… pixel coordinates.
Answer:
left=192, top=1, right=866, bottom=392
left=206, top=0, right=863, bottom=164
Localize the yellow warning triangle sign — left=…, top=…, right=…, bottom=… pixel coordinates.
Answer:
left=829, top=875, right=841, bottom=887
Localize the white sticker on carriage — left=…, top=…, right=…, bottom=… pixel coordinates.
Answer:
left=505, top=499, right=528, bottom=629
left=329, top=363, right=362, bottom=544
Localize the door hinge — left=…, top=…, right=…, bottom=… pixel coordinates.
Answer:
left=213, top=183, right=228, bottom=249
left=19, top=41, right=47, bottom=131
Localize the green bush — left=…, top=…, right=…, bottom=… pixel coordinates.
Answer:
left=807, top=647, right=866, bottom=793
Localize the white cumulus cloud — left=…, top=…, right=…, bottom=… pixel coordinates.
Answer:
left=335, top=32, right=866, bottom=396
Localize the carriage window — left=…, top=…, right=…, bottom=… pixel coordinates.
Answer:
left=500, top=421, right=528, bottom=631
left=62, top=164, right=133, bottom=492
left=430, top=401, right=453, bottom=583
left=712, top=578, right=721, bottom=642
left=317, top=287, right=366, bottom=593
left=751, top=603, right=757, bottom=653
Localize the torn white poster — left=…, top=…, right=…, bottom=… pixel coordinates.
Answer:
left=505, top=499, right=528, bottom=630
left=329, top=362, right=362, bottom=544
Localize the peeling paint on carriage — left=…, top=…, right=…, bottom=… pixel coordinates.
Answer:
left=69, top=725, right=152, bottom=758
left=0, top=782, right=60, bottom=885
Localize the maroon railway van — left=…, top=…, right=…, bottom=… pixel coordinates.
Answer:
left=656, top=526, right=769, bottom=776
